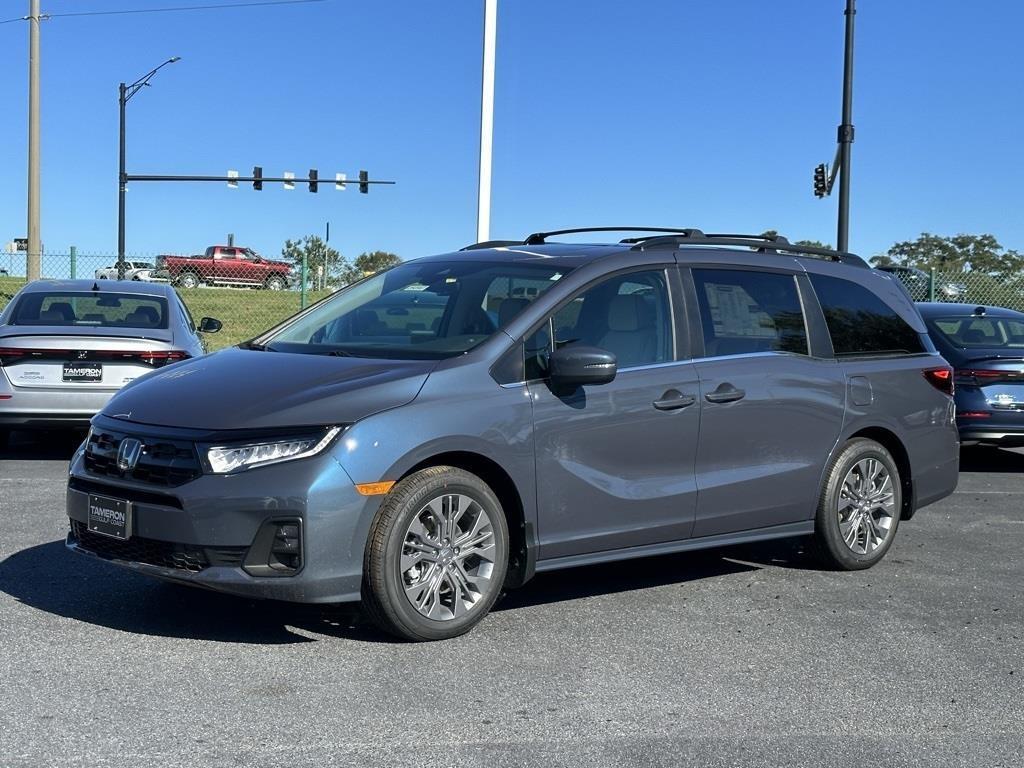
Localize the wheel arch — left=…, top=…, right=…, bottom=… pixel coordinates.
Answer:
left=847, top=426, right=915, bottom=520
left=400, top=450, right=535, bottom=588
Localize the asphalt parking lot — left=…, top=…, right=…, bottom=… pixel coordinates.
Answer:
left=0, top=433, right=1021, bottom=767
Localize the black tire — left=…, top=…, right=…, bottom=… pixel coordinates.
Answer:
left=811, top=438, right=903, bottom=570
left=0, top=429, right=9, bottom=449
left=176, top=272, right=200, bottom=289
left=361, top=466, right=509, bottom=642
left=264, top=275, right=286, bottom=291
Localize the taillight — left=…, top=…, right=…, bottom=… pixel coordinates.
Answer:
left=0, top=348, right=27, bottom=366
left=0, top=348, right=188, bottom=368
left=137, top=350, right=190, bottom=366
left=956, top=412, right=991, bottom=419
left=955, top=369, right=1022, bottom=385
left=923, top=367, right=954, bottom=396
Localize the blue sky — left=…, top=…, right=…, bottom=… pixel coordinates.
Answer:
left=1, top=0, right=1022, bottom=269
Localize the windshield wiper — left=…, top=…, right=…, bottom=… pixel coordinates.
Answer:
left=239, top=341, right=275, bottom=352
left=326, top=348, right=357, bottom=357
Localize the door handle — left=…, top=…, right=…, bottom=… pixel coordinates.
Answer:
left=705, top=383, right=746, bottom=404
left=653, top=389, right=697, bottom=411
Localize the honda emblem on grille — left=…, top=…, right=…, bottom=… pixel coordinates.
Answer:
left=116, top=438, right=143, bottom=473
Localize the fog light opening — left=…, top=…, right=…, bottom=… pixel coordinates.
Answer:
left=242, top=518, right=303, bottom=577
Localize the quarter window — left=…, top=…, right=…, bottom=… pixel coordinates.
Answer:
left=692, top=269, right=808, bottom=357
left=810, top=274, right=925, bottom=356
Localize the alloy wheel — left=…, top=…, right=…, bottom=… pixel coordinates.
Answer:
left=400, top=493, right=497, bottom=621
left=837, top=458, right=896, bottom=555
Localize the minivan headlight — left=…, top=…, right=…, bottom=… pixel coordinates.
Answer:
left=203, top=426, right=343, bottom=474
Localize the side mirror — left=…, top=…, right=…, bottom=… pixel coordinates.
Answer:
left=549, top=345, right=617, bottom=388
left=199, top=317, right=222, bottom=334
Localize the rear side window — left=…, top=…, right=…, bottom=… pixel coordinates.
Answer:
left=692, top=269, right=808, bottom=357
left=810, top=274, right=925, bottom=357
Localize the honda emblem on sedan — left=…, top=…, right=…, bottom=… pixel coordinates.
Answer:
left=116, top=438, right=143, bottom=473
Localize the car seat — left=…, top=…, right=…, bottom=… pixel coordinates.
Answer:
left=598, top=294, right=656, bottom=367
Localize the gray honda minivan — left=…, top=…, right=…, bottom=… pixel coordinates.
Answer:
left=66, top=229, right=960, bottom=641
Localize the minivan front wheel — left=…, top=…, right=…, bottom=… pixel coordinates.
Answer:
left=361, top=466, right=509, bottom=641
left=812, top=438, right=902, bottom=570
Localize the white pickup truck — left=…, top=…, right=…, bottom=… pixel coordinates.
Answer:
left=94, top=261, right=160, bottom=281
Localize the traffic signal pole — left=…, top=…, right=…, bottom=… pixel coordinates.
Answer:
left=836, top=0, right=856, bottom=252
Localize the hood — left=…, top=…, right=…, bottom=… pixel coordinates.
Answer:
left=102, top=347, right=437, bottom=430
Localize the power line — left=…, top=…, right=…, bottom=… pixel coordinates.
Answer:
left=1, top=0, right=326, bottom=25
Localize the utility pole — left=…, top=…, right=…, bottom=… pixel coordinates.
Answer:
left=476, top=0, right=497, bottom=243
left=836, top=0, right=856, bottom=252
left=26, top=0, right=42, bottom=281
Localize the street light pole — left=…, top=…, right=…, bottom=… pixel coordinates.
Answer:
left=117, top=81, right=127, bottom=279
left=26, top=0, right=41, bottom=281
left=836, top=0, right=856, bottom=252
left=117, top=57, right=180, bottom=279
left=476, top=0, right=497, bottom=243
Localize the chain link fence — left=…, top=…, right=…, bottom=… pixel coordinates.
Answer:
left=0, top=251, right=333, bottom=350
left=4, top=252, right=1024, bottom=352
left=876, top=265, right=1024, bottom=311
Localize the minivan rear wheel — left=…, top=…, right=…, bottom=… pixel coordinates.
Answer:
left=811, top=438, right=902, bottom=570
left=361, top=466, right=509, bottom=641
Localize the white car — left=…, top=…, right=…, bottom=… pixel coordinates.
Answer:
left=95, top=261, right=157, bottom=281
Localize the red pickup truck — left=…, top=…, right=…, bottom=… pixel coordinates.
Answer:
left=158, top=246, right=294, bottom=290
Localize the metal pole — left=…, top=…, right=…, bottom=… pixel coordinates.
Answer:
left=26, top=0, right=41, bottom=282
left=300, top=252, right=308, bottom=309
left=475, top=0, right=497, bottom=243
left=70, top=245, right=76, bottom=279
left=836, top=0, right=856, bottom=252
left=117, top=82, right=127, bottom=279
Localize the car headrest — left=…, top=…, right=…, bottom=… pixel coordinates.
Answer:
left=498, top=298, right=530, bottom=327
left=607, top=294, right=648, bottom=332
left=126, top=306, right=160, bottom=327
left=47, top=302, right=76, bottom=321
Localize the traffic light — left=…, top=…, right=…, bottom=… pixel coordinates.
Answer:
left=813, top=163, right=829, bottom=198
left=308, top=168, right=318, bottom=193
left=359, top=170, right=369, bottom=194
left=252, top=166, right=263, bottom=191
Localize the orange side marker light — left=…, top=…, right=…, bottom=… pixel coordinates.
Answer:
left=355, top=481, right=395, bottom=496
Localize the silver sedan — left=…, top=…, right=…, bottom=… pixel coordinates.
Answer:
left=0, top=280, right=221, bottom=443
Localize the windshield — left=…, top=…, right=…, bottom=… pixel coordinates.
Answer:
left=931, top=316, right=1024, bottom=349
left=10, top=291, right=169, bottom=329
left=265, top=260, right=569, bottom=359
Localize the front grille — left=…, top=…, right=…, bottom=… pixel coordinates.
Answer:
left=70, top=520, right=247, bottom=572
left=84, top=428, right=202, bottom=487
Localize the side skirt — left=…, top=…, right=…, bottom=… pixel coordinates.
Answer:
left=533, top=520, right=814, bottom=574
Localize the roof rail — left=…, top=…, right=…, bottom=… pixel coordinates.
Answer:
left=632, top=231, right=868, bottom=267
left=459, top=239, right=525, bottom=251
left=523, top=227, right=705, bottom=245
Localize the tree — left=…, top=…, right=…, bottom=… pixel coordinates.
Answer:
left=354, top=251, right=401, bottom=276
left=281, top=235, right=342, bottom=290
left=759, top=230, right=833, bottom=250
left=873, top=232, right=1023, bottom=278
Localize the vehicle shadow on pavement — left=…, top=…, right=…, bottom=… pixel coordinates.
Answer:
left=0, top=537, right=815, bottom=644
left=0, top=430, right=86, bottom=461
left=0, top=540, right=377, bottom=645
left=959, top=445, right=1024, bottom=473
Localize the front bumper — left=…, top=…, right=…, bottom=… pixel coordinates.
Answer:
left=66, top=440, right=381, bottom=604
